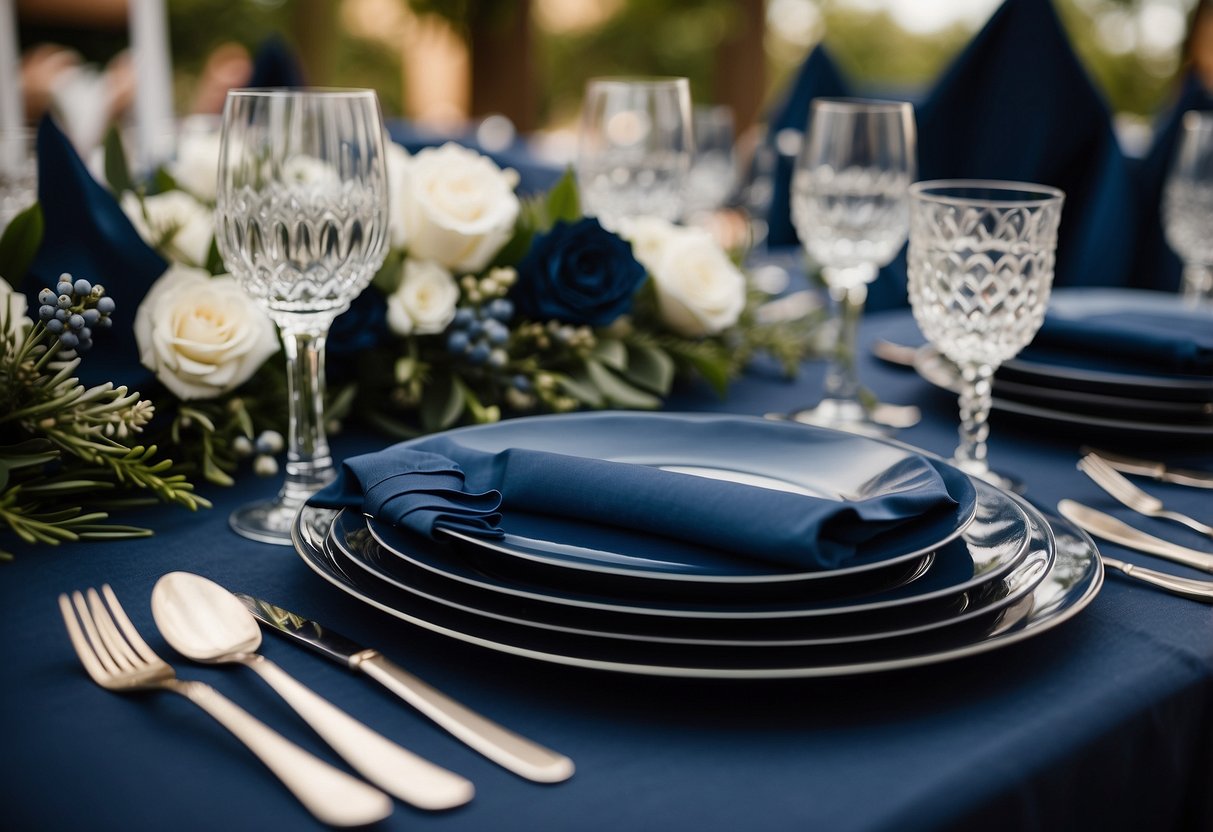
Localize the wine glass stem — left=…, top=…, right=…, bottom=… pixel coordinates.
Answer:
left=955, top=362, right=995, bottom=477
left=822, top=274, right=869, bottom=405
left=279, top=321, right=335, bottom=507
left=1182, top=262, right=1213, bottom=304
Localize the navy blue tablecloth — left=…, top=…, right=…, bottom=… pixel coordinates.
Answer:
left=3, top=310, right=1213, bottom=832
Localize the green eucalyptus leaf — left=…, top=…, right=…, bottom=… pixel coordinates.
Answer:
left=545, top=168, right=580, bottom=225
left=585, top=360, right=662, bottom=409
left=591, top=338, right=627, bottom=370
left=103, top=127, right=132, bottom=194
left=556, top=371, right=604, bottom=407
left=0, top=203, right=44, bottom=286
left=205, top=238, right=225, bottom=275
left=420, top=372, right=465, bottom=432
left=623, top=343, right=675, bottom=394
left=152, top=167, right=180, bottom=195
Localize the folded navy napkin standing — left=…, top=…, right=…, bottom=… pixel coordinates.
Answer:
left=1026, top=310, right=1213, bottom=377
left=1131, top=71, right=1213, bottom=294
left=761, top=44, right=852, bottom=248
left=864, top=0, right=1138, bottom=312
left=311, top=436, right=958, bottom=572
left=22, top=117, right=168, bottom=389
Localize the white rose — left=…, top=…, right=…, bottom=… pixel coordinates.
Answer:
left=399, top=142, right=520, bottom=272
left=134, top=264, right=279, bottom=400
left=0, top=275, right=28, bottom=341
left=281, top=154, right=341, bottom=188
left=385, top=141, right=411, bottom=250
left=648, top=227, right=746, bottom=337
left=121, top=190, right=214, bottom=267
left=617, top=215, right=678, bottom=272
left=169, top=130, right=222, bottom=202
left=386, top=259, right=460, bottom=336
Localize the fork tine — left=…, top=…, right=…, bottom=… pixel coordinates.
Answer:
left=59, top=593, right=109, bottom=685
left=86, top=588, right=140, bottom=672
left=102, top=584, right=161, bottom=665
left=71, top=590, right=122, bottom=677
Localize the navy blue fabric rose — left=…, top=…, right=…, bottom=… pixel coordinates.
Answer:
left=511, top=218, right=646, bottom=326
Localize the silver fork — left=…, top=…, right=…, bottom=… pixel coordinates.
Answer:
left=1078, top=453, right=1213, bottom=539
left=58, top=585, right=393, bottom=827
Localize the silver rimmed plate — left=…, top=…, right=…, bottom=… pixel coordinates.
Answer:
left=365, top=412, right=978, bottom=597
left=290, top=497, right=1100, bottom=678
left=331, top=469, right=1030, bottom=621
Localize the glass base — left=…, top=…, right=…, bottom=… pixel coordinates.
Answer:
left=229, top=496, right=307, bottom=546
left=767, top=398, right=920, bottom=436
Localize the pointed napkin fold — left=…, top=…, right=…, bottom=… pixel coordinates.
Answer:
left=1025, top=309, right=1213, bottom=377
left=22, top=117, right=168, bottom=388
left=867, top=0, right=1138, bottom=311
left=311, top=435, right=959, bottom=571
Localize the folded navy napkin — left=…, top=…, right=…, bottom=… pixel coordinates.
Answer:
left=23, top=117, right=167, bottom=389
left=1026, top=309, right=1213, bottom=377
left=249, top=36, right=307, bottom=87
left=864, top=0, right=1138, bottom=312
left=311, top=436, right=958, bottom=571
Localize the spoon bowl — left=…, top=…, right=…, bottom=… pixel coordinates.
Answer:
left=152, top=572, right=262, bottom=661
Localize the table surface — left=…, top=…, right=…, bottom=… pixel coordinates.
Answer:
left=3, top=309, right=1212, bottom=832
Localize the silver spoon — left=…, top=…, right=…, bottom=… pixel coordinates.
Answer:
left=151, top=571, right=474, bottom=811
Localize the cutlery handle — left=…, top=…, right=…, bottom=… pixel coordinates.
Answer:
left=1158, top=510, right=1213, bottom=539
left=171, top=679, right=392, bottom=827
left=1107, top=560, right=1213, bottom=603
left=247, top=656, right=474, bottom=810
left=359, top=653, right=574, bottom=783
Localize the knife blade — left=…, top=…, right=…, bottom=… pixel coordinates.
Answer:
left=1079, top=448, right=1213, bottom=489
left=1057, top=500, right=1213, bottom=573
left=236, top=594, right=574, bottom=784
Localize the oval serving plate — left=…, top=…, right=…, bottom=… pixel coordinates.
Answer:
left=366, top=412, right=979, bottom=596
left=291, top=497, right=1099, bottom=679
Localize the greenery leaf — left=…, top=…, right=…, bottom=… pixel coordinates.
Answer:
left=556, top=370, right=605, bottom=407
left=0, top=203, right=44, bottom=286
left=585, top=359, right=662, bottom=409
left=420, top=371, right=465, bottom=432
left=591, top=338, right=627, bottom=371
left=622, top=343, right=675, bottom=395
left=152, top=167, right=180, bottom=195
left=103, top=126, right=132, bottom=194
left=544, top=168, right=580, bottom=225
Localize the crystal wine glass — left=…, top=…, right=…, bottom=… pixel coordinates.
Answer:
left=907, top=180, right=1064, bottom=488
left=216, top=89, right=389, bottom=544
left=576, top=77, right=693, bottom=229
left=789, top=98, right=916, bottom=430
left=1163, top=110, right=1213, bottom=304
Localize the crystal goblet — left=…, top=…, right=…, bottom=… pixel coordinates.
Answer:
left=907, top=180, right=1064, bottom=488
left=1163, top=110, right=1213, bottom=304
left=215, top=88, right=389, bottom=544
left=789, top=98, right=916, bottom=431
left=576, top=77, right=693, bottom=228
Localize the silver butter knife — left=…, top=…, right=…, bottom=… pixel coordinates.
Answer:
left=1080, top=447, right=1213, bottom=489
left=236, top=594, right=574, bottom=784
left=1057, top=500, right=1213, bottom=573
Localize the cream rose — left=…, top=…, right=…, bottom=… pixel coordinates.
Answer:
left=0, top=275, right=28, bottom=340
left=629, top=223, right=746, bottom=337
left=169, top=130, right=222, bottom=202
left=397, top=142, right=520, bottom=272
left=385, top=141, right=411, bottom=250
left=386, top=259, right=460, bottom=336
left=134, top=264, right=279, bottom=400
left=121, top=190, right=214, bottom=267
left=616, top=215, right=679, bottom=272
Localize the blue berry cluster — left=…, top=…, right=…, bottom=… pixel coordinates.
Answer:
left=36, top=274, right=115, bottom=353
left=446, top=298, right=513, bottom=369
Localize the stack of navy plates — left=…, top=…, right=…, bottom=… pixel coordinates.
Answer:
left=292, top=413, right=1103, bottom=679
left=914, top=289, right=1213, bottom=440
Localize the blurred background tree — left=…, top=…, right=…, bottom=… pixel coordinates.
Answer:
left=34, top=0, right=1197, bottom=148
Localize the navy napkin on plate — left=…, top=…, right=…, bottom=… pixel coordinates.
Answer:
left=22, top=116, right=168, bottom=389
left=864, top=0, right=1138, bottom=312
left=310, top=436, right=958, bottom=571
left=1026, top=309, right=1213, bottom=377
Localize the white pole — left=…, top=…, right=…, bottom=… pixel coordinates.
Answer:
left=130, top=0, right=175, bottom=173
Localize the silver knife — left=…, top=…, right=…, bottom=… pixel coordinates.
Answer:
left=237, top=594, right=574, bottom=784
left=1079, top=448, right=1213, bottom=489
left=1057, top=500, right=1213, bottom=573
